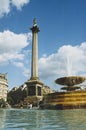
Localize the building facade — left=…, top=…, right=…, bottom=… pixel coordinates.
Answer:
left=0, top=74, right=8, bottom=101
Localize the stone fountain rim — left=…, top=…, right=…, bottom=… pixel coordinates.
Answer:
left=55, top=76, right=86, bottom=86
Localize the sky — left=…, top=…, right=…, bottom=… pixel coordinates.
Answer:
left=0, top=0, right=86, bottom=90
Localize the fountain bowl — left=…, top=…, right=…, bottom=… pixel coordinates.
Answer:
left=55, top=76, right=86, bottom=86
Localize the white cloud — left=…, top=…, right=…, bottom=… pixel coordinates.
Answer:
left=0, top=30, right=31, bottom=64
left=0, top=0, right=10, bottom=17
left=0, top=53, right=24, bottom=64
left=0, top=30, right=30, bottom=53
left=23, top=67, right=30, bottom=77
left=13, top=61, right=30, bottom=77
left=11, top=0, right=30, bottom=10
left=13, top=61, right=24, bottom=68
left=0, top=0, right=30, bottom=18
left=39, top=42, right=86, bottom=82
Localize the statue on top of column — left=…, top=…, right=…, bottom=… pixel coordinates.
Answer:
left=33, top=18, right=37, bottom=27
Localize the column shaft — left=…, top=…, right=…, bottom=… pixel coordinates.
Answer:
left=31, top=32, right=38, bottom=79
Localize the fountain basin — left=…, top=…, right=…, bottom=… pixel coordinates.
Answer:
left=41, top=91, right=86, bottom=110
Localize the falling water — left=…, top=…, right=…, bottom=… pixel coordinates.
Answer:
left=66, top=55, right=72, bottom=76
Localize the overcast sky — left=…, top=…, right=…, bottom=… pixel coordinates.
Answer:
left=0, top=0, right=86, bottom=90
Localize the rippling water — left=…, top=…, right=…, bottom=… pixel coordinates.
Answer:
left=0, top=108, right=86, bottom=130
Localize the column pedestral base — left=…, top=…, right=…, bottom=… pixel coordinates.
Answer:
left=25, top=77, right=44, bottom=97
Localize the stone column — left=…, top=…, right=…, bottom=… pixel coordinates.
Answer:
left=30, top=18, right=40, bottom=80
left=25, top=19, right=43, bottom=99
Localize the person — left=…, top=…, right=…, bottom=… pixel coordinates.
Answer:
left=27, top=103, right=32, bottom=109
left=29, top=104, right=32, bottom=109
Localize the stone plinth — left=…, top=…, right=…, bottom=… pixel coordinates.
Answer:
left=41, top=91, right=86, bottom=110
left=26, top=79, right=43, bottom=96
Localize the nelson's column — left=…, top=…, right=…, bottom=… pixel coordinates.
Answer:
left=26, top=19, right=43, bottom=100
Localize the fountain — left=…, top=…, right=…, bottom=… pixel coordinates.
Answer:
left=39, top=38, right=86, bottom=110
left=55, top=76, right=86, bottom=91
left=40, top=76, right=86, bottom=110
